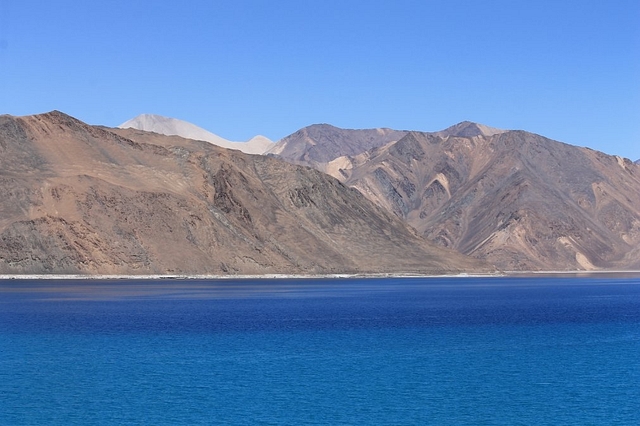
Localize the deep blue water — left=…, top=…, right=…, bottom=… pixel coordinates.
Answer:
left=1, top=276, right=639, bottom=425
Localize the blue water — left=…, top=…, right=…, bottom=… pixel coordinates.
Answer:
left=1, top=277, right=639, bottom=425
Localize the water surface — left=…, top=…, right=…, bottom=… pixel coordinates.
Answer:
left=1, top=276, right=639, bottom=425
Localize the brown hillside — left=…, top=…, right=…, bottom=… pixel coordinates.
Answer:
left=335, top=130, right=640, bottom=271
left=0, top=111, right=490, bottom=275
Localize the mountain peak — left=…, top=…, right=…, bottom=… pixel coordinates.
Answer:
left=266, top=124, right=407, bottom=163
left=435, top=121, right=505, bottom=138
left=119, top=113, right=166, bottom=126
left=29, top=110, right=80, bottom=122
left=119, top=113, right=222, bottom=139
left=118, top=114, right=272, bottom=155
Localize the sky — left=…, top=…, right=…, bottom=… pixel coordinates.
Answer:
left=1, top=0, right=639, bottom=160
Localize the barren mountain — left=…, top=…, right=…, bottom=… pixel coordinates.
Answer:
left=265, top=123, right=407, bottom=166
left=0, top=111, right=490, bottom=275
left=330, top=130, right=640, bottom=271
left=267, top=121, right=505, bottom=166
left=119, top=114, right=272, bottom=155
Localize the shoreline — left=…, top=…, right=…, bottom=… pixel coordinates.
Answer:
left=0, top=272, right=499, bottom=280
left=1, top=270, right=640, bottom=280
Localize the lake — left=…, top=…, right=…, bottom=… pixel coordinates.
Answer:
left=1, top=276, right=639, bottom=425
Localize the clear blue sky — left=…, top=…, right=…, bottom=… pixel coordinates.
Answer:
left=1, top=0, right=639, bottom=160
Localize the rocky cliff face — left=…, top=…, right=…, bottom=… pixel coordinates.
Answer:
left=0, top=111, right=489, bottom=275
left=333, top=130, right=640, bottom=271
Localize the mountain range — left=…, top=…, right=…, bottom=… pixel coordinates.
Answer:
left=1, top=111, right=638, bottom=274
left=0, top=111, right=488, bottom=275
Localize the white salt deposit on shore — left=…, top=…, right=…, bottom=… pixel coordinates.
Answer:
left=3, top=270, right=640, bottom=281
left=0, top=272, right=504, bottom=280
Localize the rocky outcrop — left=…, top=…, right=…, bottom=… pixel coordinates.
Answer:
left=0, top=111, right=490, bottom=275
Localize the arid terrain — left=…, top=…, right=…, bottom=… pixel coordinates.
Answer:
left=270, top=122, right=640, bottom=271
left=2, top=111, right=638, bottom=274
left=0, top=111, right=489, bottom=275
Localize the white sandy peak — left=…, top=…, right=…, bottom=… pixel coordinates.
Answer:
left=119, top=114, right=273, bottom=155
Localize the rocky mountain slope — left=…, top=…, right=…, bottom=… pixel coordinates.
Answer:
left=327, top=130, right=640, bottom=271
left=120, top=114, right=272, bottom=155
left=0, top=111, right=490, bottom=275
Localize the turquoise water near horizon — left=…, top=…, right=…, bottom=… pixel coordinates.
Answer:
left=1, top=277, right=639, bottom=425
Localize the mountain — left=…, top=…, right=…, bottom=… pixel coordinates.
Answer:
left=329, top=129, right=640, bottom=271
left=266, top=121, right=505, bottom=166
left=268, top=121, right=640, bottom=271
left=119, top=114, right=272, bottom=155
left=0, top=111, right=491, bottom=275
left=265, top=123, right=407, bottom=165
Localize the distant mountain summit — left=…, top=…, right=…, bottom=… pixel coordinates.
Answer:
left=265, top=124, right=407, bottom=164
left=119, top=114, right=272, bottom=155
left=434, top=121, right=505, bottom=138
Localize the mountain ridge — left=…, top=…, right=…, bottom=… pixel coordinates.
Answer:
left=0, top=111, right=490, bottom=275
